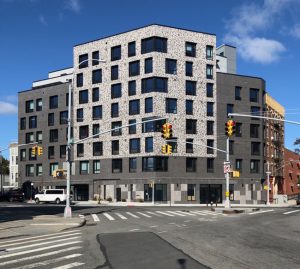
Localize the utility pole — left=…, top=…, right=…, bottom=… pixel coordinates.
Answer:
left=266, top=161, right=271, bottom=206
left=224, top=137, right=231, bottom=208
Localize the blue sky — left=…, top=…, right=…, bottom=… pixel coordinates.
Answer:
left=1, top=0, right=300, bottom=158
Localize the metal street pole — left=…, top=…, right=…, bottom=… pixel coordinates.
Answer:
left=266, top=161, right=271, bottom=206
left=152, top=182, right=155, bottom=205
left=64, top=82, right=72, bottom=218
left=225, top=137, right=231, bottom=209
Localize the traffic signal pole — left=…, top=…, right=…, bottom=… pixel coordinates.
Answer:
left=225, top=136, right=231, bottom=209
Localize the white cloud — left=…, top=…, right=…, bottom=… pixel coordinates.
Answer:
left=0, top=101, right=18, bottom=115
left=65, top=0, right=81, bottom=13
left=39, top=14, right=48, bottom=26
left=290, top=24, right=300, bottom=38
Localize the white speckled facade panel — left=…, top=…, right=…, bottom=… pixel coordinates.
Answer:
left=73, top=25, right=216, bottom=160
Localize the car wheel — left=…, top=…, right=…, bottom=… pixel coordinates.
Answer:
left=55, top=198, right=61, bottom=204
left=35, top=198, right=40, bottom=204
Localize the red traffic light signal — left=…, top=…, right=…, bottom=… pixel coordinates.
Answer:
left=225, top=120, right=236, bottom=136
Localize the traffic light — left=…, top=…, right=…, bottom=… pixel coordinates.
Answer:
left=225, top=119, right=236, bottom=137
left=161, top=123, right=173, bottom=139
left=167, top=123, right=173, bottom=139
left=161, top=145, right=167, bottom=154
left=167, top=144, right=172, bottom=154
left=161, top=124, right=168, bottom=139
left=37, top=146, right=43, bottom=156
left=52, top=169, right=65, bottom=179
left=31, top=146, right=37, bottom=156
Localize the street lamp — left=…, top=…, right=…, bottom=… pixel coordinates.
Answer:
left=64, top=58, right=106, bottom=218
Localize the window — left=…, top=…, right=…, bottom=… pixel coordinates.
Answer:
left=93, top=142, right=103, bottom=156
left=111, top=65, right=118, bottom=80
left=92, top=88, right=99, bottom=102
left=227, top=104, right=234, bottom=115
left=145, top=137, right=153, bottom=153
left=250, top=124, right=260, bottom=138
left=36, top=164, right=43, bottom=177
left=60, top=145, right=66, bottom=159
left=236, top=123, right=242, bottom=137
left=80, top=161, right=89, bottom=174
left=128, top=119, right=136, bottom=134
left=93, top=124, right=100, bottom=138
left=165, top=98, right=177, bottom=114
left=251, top=142, right=261, bottom=155
left=129, top=60, right=140, bottom=76
left=207, top=121, right=214, bottom=135
left=77, top=143, right=84, bottom=157
left=26, top=132, right=34, bottom=143
left=186, top=158, right=196, bottom=172
left=92, top=105, right=102, bottom=120
left=186, top=119, right=197, bottom=134
left=26, top=164, right=34, bottom=177
left=49, top=129, right=58, bottom=142
left=128, top=81, right=136, bottom=96
left=26, top=100, right=34, bottom=113
left=111, top=121, right=122, bottom=136
left=142, top=157, right=168, bottom=172
left=207, top=139, right=214, bottom=154
left=29, top=116, right=37, bottom=129
left=49, top=95, right=58, bottom=109
left=185, top=61, right=193, bottom=76
left=145, top=97, right=153, bottom=113
left=77, top=108, right=83, bottom=122
left=60, top=111, right=68, bottom=125
left=206, top=83, right=213, bottom=97
left=186, top=81, right=196, bottom=95
left=92, top=69, right=102, bottom=84
left=250, top=88, right=259, bottom=102
left=236, top=159, right=242, bottom=172
left=20, top=149, right=26, bottom=161
left=207, top=158, right=214, bottom=173
left=187, top=184, right=196, bottom=201
left=20, top=117, right=26, bottom=130
left=185, top=42, right=196, bottom=57
left=206, top=45, right=213, bottom=59
left=165, top=59, right=177, bottom=74
left=93, top=160, right=100, bottom=174
left=207, top=102, right=214, bottom=116
left=111, top=103, right=119, bottom=118
left=79, top=125, right=89, bottom=139
left=36, top=99, right=42, bottom=111
left=186, top=138, right=193, bottom=153
left=111, top=83, right=122, bottom=98
left=235, top=86, right=241, bottom=100
left=77, top=73, right=83, bottom=87
left=141, top=37, right=167, bottom=54
left=79, top=90, right=88, bottom=104
left=229, top=140, right=234, bottom=155
left=141, top=77, right=168, bottom=93
left=206, top=64, right=213, bottom=79
left=128, top=41, right=136, bottom=57
left=129, top=158, right=137, bottom=172
left=130, top=138, right=140, bottom=153
left=250, top=160, right=260, bottom=173
left=49, top=163, right=58, bottom=176
left=48, top=146, right=55, bottom=159
left=92, top=51, right=99, bottom=65
left=186, top=100, right=193, bottom=115
left=111, top=45, right=121, bottom=61
left=79, top=53, right=88, bottom=68
left=142, top=117, right=166, bottom=133
left=251, top=106, right=260, bottom=119
left=112, top=159, right=122, bottom=173
left=129, top=100, right=140, bottom=115
left=145, top=57, right=153, bottom=73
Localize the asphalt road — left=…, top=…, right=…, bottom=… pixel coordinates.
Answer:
left=0, top=203, right=299, bottom=269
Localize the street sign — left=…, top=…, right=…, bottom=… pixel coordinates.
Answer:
left=224, top=164, right=231, bottom=174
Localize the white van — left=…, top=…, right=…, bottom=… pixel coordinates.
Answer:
left=35, top=189, right=67, bottom=204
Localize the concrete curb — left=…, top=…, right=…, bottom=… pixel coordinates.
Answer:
left=212, top=207, right=260, bottom=214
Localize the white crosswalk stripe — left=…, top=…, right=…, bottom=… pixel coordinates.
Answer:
left=91, top=214, right=100, bottom=222
left=166, top=211, right=186, bottom=216
left=52, top=262, right=85, bottom=269
left=249, top=209, right=274, bottom=215
left=103, top=213, right=115, bottom=220
left=115, top=213, right=127, bottom=219
left=126, top=212, right=140, bottom=218
left=283, top=209, right=300, bottom=215
left=136, top=212, right=152, bottom=218
left=156, top=211, right=175, bottom=216
left=175, top=211, right=196, bottom=216
left=146, top=211, right=161, bottom=216
left=190, top=211, right=209, bottom=216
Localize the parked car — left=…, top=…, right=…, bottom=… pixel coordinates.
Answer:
left=297, top=194, right=300, bottom=205
left=34, top=189, right=67, bottom=204
left=5, top=189, right=25, bottom=202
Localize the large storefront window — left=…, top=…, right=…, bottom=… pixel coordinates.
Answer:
left=200, top=184, right=222, bottom=204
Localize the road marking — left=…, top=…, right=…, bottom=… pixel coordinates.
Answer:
left=0, top=232, right=82, bottom=248
left=0, top=246, right=82, bottom=266
left=91, top=214, right=100, bottom=222
left=52, top=262, right=85, bottom=269
left=190, top=211, right=208, bottom=216
left=184, top=220, right=192, bottom=223
left=150, top=225, right=158, bottom=228
left=103, top=213, right=115, bottom=221
left=129, top=229, right=140, bottom=232
left=30, top=223, right=79, bottom=226
left=156, top=211, right=174, bottom=217
left=0, top=241, right=82, bottom=259
left=78, top=214, right=85, bottom=218
left=6, top=236, right=81, bottom=251
left=0, top=230, right=81, bottom=245
left=283, top=209, right=300, bottom=215
left=136, top=212, right=151, bottom=218
left=249, top=209, right=274, bottom=215
left=13, top=253, right=83, bottom=269
left=201, top=210, right=220, bottom=215
left=126, top=212, right=140, bottom=218
left=146, top=211, right=161, bottom=216
left=115, top=213, right=127, bottom=219
left=166, top=211, right=185, bottom=216
left=157, top=231, right=167, bottom=234
left=176, top=211, right=196, bottom=216
left=168, top=222, right=176, bottom=225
